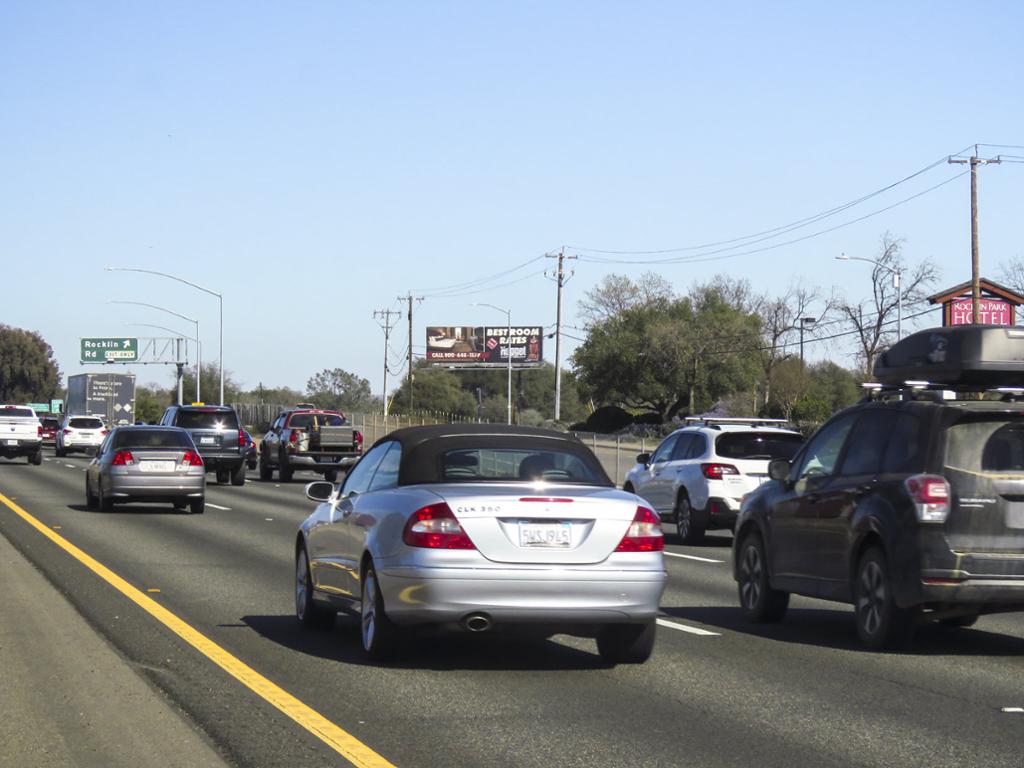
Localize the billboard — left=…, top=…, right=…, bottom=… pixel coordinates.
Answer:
left=948, top=298, right=1013, bottom=326
left=426, top=325, right=544, bottom=366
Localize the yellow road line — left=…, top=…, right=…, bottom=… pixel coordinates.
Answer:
left=0, top=492, right=395, bottom=768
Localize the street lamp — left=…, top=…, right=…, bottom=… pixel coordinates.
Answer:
left=836, top=253, right=903, bottom=340
left=124, top=322, right=202, bottom=406
left=473, top=302, right=513, bottom=425
left=110, top=300, right=201, bottom=402
left=105, top=267, right=224, bottom=404
left=799, top=317, right=816, bottom=368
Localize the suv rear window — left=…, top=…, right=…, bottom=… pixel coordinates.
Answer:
left=175, top=410, right=240, bottom=430
left=946, top=419, right=1024, bottom=473
left=287, top=412, right=347, bottom=429
left=42, top=418, right=61, bottom=429
left=69, top=417, right=104, bottom=429
left=715, top=432, right=803, bottom=461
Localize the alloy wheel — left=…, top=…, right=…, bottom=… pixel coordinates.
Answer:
left=676, top=499, right=691, bottom=541
left=361, top=569, right=378, bottom=651
left=295, top=549, right=310, bottom=620
left=740, top=542, right=762, bottom=610
left=858, top=560, right=885, bottom=637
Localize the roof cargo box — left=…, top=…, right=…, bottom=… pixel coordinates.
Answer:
left=873, top=325, right=1024, bottom=386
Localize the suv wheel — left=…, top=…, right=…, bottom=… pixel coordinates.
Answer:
left=259, top=453, right=273, bottom=481
left=216, top=469, right=230, bottom=484
left=854, top=547, right=916, bottom=649
left=230, top=462, right=246, bottom=486
left=737, top=531, right=788, bottom=622
left=674, top=493, right=704, bottom=545
left=279, top=452, right=294, bottom=483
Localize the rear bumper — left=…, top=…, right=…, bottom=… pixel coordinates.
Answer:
left=196, top=452, right=244, bottom=471
left=286, top=453, right=360, bottom=470
left=377, top=564, right=666, bottom=626
left=0, top=439, right=41, bottom=457
left=108, top=474, right=205, bottom=500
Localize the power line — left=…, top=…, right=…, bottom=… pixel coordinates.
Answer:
left=412, top=255, right=546, bottom=296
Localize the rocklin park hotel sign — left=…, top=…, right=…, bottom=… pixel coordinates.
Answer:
left=928, top=279, right=1024, bottom=327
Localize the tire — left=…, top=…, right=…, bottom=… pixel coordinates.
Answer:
left=215, top=469, right=230, bottom=484
left=674, top=493, right=705, bottom=545
left=324, top=469, right=339, bottom=483
left=30, top=449, right=42, bottom=466
left=623, top=483, right=634, bottom=493
left=173, top=499, right=187, bottom=511
left=854, top=547, right=917, bottom=650
left=85, top=477, right=99, bottom=510
left=361, top=561, right=398, bottom=660
left=230, top=462, right=246, bottom=486
left=55, top=445, right=66, bottom=458
left=737, top=531, right=789, bottom=622
left=99, top=481, right=114, bottom=512
left=259, top=454, right=274, bottom=481
left=279, top=456, right=294, bottom=483
left=596, top=621, right=656, bottom=665
left=190, top=498, right=205, bottom=514
left=940, top=613, right=979, bottom=628
left=295, top=545, right=335, bottom=629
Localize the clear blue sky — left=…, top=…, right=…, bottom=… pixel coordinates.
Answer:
left=2, top=1, right=1021, bottom=398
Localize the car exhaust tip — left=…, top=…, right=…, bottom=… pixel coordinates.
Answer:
left=462, top=612, right=492, bottom=632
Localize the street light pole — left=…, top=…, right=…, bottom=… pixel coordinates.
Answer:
left=799, top=317, right=816, bottom=368
left=109, top=300, right=201, bottom=402
left=105, top=267, right=224, bottom=404
left=473, top=302, right=513, bottom=425
left=124, top=322, right=201, bottom=406
left=835, top=254, right=904, bottom=341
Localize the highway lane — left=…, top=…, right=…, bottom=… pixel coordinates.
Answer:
left=3, top=454, right=1024, bottom=767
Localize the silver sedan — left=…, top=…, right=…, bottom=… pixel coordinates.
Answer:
left=85, top=426, right=206, bottom=513
left=295, top=425, right=667, bottom=664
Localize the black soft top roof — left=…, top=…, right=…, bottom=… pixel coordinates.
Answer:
left=370, top=424, right=613, bottom=487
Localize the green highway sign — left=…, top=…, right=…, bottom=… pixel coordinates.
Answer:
left=81, top=337, right=139, bottom=363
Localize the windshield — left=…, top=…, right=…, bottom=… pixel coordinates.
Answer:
left=441, top=448, right=607, bottom=484
left=716, top=431, right=804, bottom=460
left=176, top=410, right=239, bottom=430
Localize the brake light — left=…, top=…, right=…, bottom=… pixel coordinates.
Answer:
left=238, top=431, right=246, bottom=447
left=111, top=450, right=135, bottom=466
left=519, top=497, right=574, bottom=503
left=37, top=425, right=42, bottom=437
left=905, top=474, right=951, bottom=523
left=63, top=428, right=72, bottom=435
left=181, top=450, right=204, bottom=467
left=615, top=506, right=664, bottom=552
left=702, top=463, right=739, bottom=479
left=354, top=430, right=364, bottom=450
left=402, top=502, right=476, bottom=549
left=101, top=429, right=109, bottom=436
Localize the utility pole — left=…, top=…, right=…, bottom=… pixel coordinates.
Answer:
left=398, top=293, right=423, bottom=413
left=545, top=247, right=577, bottom=422
left=949, top=146, right=1001, bottom=321
left=373, top=308, right=400, bottom=423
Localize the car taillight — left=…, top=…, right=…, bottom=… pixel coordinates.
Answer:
left=181, top=450, right=204, bottom=467
left=101, top=429, right=109, bottom=436
left=238, top=432, right=246, bottom=447
left=111, top=450, right=135, bottom=466
left=37, top=426, right=42, bottom=437
left=63, top=428, right=72, bottom=435
left=615, top=506, right=664, bottom=552
left=905, top=474, right=951, bottom=523
left=402, top=502, right=476, bottom=549
left=354, top=430, right=363, bottom=450
left=702, top=463, right=739, bottom=479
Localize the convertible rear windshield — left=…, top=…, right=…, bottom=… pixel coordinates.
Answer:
left=176, top=410, right=239, bottom=430
left=441, top=448, right=607, bottom=485
left=69, top=417, right=104, bottom=430
left=715, top=432, right=804, bottom=461
left=287, top=412, right=347, bottom=428
left=113, top=429, right=194, bottom=449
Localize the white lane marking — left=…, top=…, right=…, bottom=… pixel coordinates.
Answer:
left=1002, top=707, right=1024, bottom=713
left=657, top=618, right=721, bottom=636
left=663, top=551, right=724, bottom=563
left=206, top=503, right=231, bottom=511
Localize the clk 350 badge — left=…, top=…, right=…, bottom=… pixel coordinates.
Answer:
left=457, top=504, right=502, bottom=514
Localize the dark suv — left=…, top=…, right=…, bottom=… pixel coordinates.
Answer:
left=734, top=326, right=1024, bottom=649
left=160, top=405, right=247, bottom=486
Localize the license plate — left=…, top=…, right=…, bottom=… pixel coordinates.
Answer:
left=200, top=437, right=216, bottom=445
left=139, top=460, right=176, bottom=473
left=5, top=439, right=17, bottom=446
left=519, top=522, right=571, bottom=547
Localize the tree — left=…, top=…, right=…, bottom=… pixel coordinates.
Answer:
left=305, top=368, right=375, bottom=411
left=755, top=283, right=831, bottom=407
left=836, top=233, right=939, bottom=377
left=767, top=358, right=809, bottom=421
left=176, top=363, right=244, bottom=405
left=577, top=272, right=674, bottom=327
left=389, top=365, right=477, bottom=417
left=0, top=325, right=61, bottom=403
left=135, top=383, right=173, bottom=423
left=239, top=383, right=306, bottom=405
left=997, top=258, right=1024, bottom=295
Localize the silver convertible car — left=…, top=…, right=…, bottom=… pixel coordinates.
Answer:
left=295, top=425, right=667, bottom=664
left=85, top=426, right=206, bottom=513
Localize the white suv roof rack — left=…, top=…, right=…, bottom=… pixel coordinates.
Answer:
left=683, top=417, right=791, bottom=427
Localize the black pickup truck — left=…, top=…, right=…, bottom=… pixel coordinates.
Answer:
left=259, top=408, right=363, bottom=482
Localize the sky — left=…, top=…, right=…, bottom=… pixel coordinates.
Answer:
left=2, top=1, right=1021, bottom=400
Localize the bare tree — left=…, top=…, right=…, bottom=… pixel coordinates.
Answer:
left=756, top=282, right=832, bottom=407
left=997, top=257, right=1024, bottom=295
left=577, top=272, right=674, bottom=326
left=837, top=233, right=939, bottom=377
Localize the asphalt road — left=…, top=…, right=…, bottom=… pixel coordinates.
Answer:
left=3, top=451, right=1024, bottom=768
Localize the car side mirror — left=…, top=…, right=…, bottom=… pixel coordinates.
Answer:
left=768, top=459, right=791, bottom=483
left=636, top=452, right=651, bottom=466
left=305, top=481, right=335, bottom=502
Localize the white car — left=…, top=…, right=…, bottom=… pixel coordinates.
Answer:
left=56, top=415, right=108, bottom=457
left=623, top=418, right=804, bottom=544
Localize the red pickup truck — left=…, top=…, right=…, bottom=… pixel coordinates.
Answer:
left=259, top=408, right=363, bottom=482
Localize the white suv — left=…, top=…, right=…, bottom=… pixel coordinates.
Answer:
left=55, top=415, right=108, bottom=457
left=624, top=418, right=804, bottom=544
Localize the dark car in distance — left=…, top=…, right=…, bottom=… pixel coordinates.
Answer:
left=734, top=326, right=1024, bottom=649
left=159, top=404, right=247, bottom=486
left=39, top=416, right=61, bottom=445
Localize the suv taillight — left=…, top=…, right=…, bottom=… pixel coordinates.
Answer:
left=238, top=432, right=246, bottom=447
left=615, top=506, right=665, bottom=552
left=181, top=450, right=204, bottom=467
left=111, top=450, right=135, bottom=466
left=402, top=502, right=476, bottom=549
left=702, top=463, right=739, bottom=480
left=63, top=428, right=72, bottom=434
left=904, top=474, right=950, bottom=523
left=37, top=426, right=42, bottom=437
